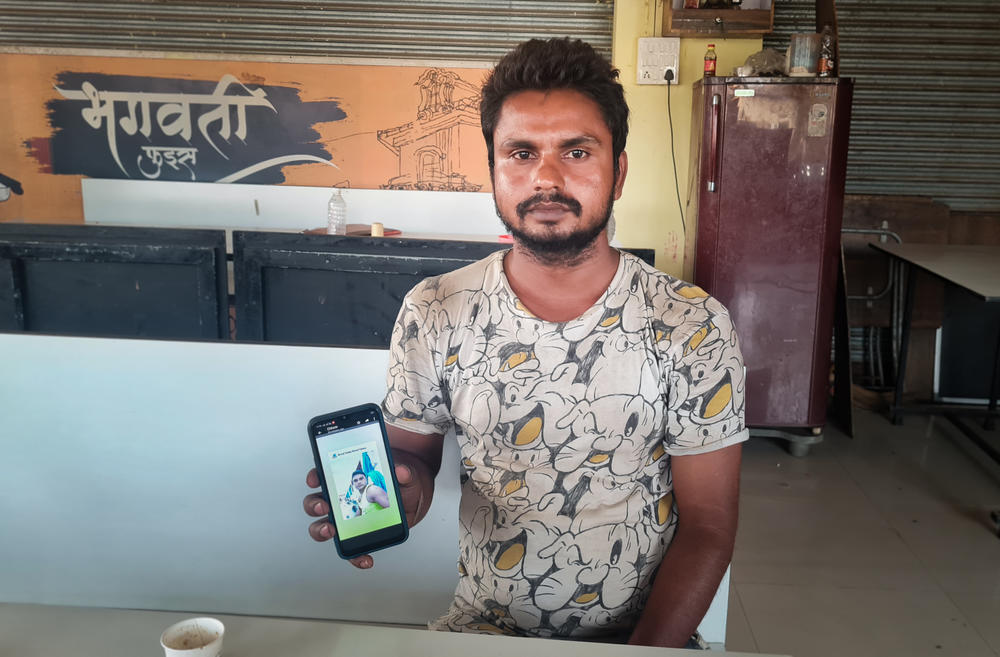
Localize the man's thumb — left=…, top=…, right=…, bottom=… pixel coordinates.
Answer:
left=395, top=463, right=413, bottom=485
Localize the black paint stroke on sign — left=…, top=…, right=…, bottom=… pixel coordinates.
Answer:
left=0, top=173, right=24, bottom=195
left=45, top=72, right=346, bottom=185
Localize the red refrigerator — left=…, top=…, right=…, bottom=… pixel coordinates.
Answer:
left=691, top=77, right=853, bottom=430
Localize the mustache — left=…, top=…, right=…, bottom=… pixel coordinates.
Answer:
left=516, top=192, right=583, bottom=219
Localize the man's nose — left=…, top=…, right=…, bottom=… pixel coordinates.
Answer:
left=532, top=153, right=564, bottom=191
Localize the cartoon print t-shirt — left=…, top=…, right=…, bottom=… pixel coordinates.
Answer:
left=382, top=249, right=748, bottom=640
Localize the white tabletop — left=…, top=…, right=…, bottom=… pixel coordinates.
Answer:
left=869, top=242, right=1000, bottom=302
left=0, top=604, right=775, bottom=657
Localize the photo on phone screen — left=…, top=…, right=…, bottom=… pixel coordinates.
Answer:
left=308, top=404, right=408, bottom=559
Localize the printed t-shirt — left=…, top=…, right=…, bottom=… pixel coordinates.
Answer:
left=382, top=249, right=748, bottom=639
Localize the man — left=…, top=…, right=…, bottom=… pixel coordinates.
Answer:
left=305, top=37, right=746, bottom=648
left=350, top=470, right=390, bottom=513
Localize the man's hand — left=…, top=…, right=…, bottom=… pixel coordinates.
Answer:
left=303, top=463, right=421, bottom=569
left=302, top=423, right=443, bottom=569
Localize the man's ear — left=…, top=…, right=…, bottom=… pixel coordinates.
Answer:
left=613, top=151, right=628, bottom=200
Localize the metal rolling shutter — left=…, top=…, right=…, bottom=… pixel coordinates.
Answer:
left=0, top=0, right=614, bottom=62
left=765, top=0, right=1000, bottom=212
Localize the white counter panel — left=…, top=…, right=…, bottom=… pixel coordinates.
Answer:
left=82, top=179, right=504, bottom=236
left=0, top=334, right=458, bottom=624
left=0, top=332, right=728, bottom=644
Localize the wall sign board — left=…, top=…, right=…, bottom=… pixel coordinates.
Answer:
left=1, top=53, right=490, bottom=222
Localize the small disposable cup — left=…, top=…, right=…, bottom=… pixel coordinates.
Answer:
left=160, top=617, right=225, bottom=657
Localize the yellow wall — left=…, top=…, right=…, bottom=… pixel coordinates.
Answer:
left=611, top=1, right=761, bottom=279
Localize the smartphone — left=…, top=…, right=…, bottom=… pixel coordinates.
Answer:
left=307, top=403, right=409, bottom=559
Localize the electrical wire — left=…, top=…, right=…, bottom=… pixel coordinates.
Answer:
left=665, top=70, right=686, bottom=235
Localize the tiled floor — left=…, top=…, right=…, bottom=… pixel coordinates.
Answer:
left=726, top=409, right=1000, bottom=657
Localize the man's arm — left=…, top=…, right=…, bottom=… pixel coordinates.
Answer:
left=628, top=442, right=742, bottom=648
left=366, top=484, right=391, bottom=508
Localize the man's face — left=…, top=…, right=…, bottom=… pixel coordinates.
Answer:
left=490, top=88, right=627, bottom=264
left=352, top=473, right=368, bottom=491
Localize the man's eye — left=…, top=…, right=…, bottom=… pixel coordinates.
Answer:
left=512, top=151, right=533, bottom=160
left=568, top=149, right=587, bottom=159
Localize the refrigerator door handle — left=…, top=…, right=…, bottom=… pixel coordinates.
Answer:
left=708, top=93, right=721, bottom=192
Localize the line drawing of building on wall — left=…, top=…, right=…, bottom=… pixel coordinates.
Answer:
left=377, top=69, right=482, bottom=192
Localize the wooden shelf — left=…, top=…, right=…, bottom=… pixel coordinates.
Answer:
left=663, top=7, right=774, bottom=36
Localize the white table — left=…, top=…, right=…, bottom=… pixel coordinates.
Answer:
left=0, top=604, right=777, bottom=657
left=869, top=242, right=1000, bottom=536
left=868, top=242, right=1000, bottom=431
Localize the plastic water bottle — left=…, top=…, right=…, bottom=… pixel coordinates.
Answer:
left=326, top=188, right=347, bottom=235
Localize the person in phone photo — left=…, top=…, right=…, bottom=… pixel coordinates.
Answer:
left=350, top=470, right=390, bottom=512
left=304, top=37, right=746, bottom=650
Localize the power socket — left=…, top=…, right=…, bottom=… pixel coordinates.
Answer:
left=637, top=37, right=680, bottom=85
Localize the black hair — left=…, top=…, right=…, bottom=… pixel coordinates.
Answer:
left=351, top=470, right=367, bottom=480
left=480, top=38, right=628, bottom=173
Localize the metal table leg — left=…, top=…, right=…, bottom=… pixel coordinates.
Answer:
left=986, top=326, right=1000, bottom=431
left=892, top=262, right=915, bottom=425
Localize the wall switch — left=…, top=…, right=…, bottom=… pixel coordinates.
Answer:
left=637, top=37, right=680, bottom=85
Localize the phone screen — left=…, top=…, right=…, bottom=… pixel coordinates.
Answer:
left=309, top=404, right=407, bottom=558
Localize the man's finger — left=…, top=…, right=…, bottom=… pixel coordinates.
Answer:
left=303, top=493, right=328, bottom=517
left=308, top=518, right=335, bottom=542
left=306, top=468, right=320, bottom=488
left=401, top=485, right=425, bottom=523
left=349, top=554, right=373, bottom=569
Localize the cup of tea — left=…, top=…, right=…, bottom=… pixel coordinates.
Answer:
left=160, top=617, right=225, bottom=657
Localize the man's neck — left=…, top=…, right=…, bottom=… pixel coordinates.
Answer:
left=503, top=236, right=621, bottom=323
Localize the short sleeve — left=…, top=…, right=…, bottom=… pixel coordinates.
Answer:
left=381, top=283, right=454, bottom=436
left=663, top=304, right=749, bottom=455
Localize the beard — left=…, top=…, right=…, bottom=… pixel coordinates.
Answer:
left=495, top=184, right=616, bottom=266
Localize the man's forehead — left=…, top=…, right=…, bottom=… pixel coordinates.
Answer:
left=494, top=89, right=610, bottom=142
left=498, top=88, right=602, bottom=117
